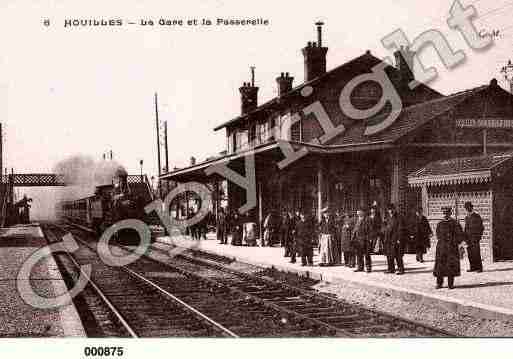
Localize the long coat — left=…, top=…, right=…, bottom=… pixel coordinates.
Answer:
left=464, top=212, right=484, bottom=245
left=280, top=215, right=293, bottom=246
left=368, top=213, right=382, bottom=247
left=231, top=215, right=243, bottom=245
left=340, top=219, right=354, bottom=252
left=352, top=217, right=371, bottom=252
left=295, top=219, right=314, bottom=255
left=383, top=214, right=406, bottom=256
left=434, top=218, right=463, bottom=277
left=413, top=215, right=432, bottom=253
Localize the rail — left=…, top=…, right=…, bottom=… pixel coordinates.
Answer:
left=49, top=223, right=239, bottom=338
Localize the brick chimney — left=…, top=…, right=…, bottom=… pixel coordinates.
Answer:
left=276, top=72, right=294, bottom=96
left=394, top=46, right=415, bottom=83
left=302, top=22, right=328, bottom=82
left=239, top=66, right=259, bottom=115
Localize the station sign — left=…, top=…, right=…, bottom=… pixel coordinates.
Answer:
left=455, top=118, right=513, bottom=129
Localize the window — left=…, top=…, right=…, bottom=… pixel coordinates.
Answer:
left=291, top=117, right=301, bottom=142
left=258, top=121, right=269, bottom=143
left=249, top=124, right=256, bottom=147
left=235, top=129, right=249, bottom=151
left=278, top=113, right=293, bottom=140
left=227, top=131, right=236, bottom=153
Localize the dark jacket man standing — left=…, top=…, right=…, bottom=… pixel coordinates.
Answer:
left=352, top=209, right=372, bottom=272
left=464, top=201, right=484, bottom=272
left=340, top=213, right=355, bottom=267
left=383, top=204, right=406, bottom=274
left=434, top=207, right=463, bottom=289
left=295, top=213, right=314, bottom=266
left=368, top=206, right=383, bottom=254
left=412, top=208, right=432, bottom=263
left=281, top=212, right=295, bottom=262
left=217, top=209, right=228, bottom=244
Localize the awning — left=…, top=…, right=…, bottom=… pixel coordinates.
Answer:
left=408, top=152, right=513, bottom=187
left=160, top=139, right=394, bottom=183
left=408, top=171, right=492, bottom=187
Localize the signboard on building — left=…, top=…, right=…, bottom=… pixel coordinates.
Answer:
left=455, top=118, right=513, bottom=129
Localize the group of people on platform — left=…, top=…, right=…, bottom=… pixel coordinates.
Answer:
left=214, top=200, right=484, bottom=289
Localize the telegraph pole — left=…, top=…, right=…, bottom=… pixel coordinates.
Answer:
left=164, top=120, right=170, bottom=195
left=154, top=92, right=162, bottom=197
left=0, top=123, right=3, bottom=186
left=164, top=120, right=169, bottom=175
left=500, top=60, right=513, bottom=93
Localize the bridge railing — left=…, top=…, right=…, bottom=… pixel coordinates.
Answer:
left=1, top=174, right=66, bottom=187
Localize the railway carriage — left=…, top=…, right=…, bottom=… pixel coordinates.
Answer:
left=59, top=168, right=158, bottom=242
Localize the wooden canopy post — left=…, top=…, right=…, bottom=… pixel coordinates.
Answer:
left=317, top=160, right=323, bottom=222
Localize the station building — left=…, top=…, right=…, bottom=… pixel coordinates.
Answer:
left=161, top=23, right=513, bottom=262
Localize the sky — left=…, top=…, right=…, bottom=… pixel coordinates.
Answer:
left=1, top=0, right=512, bottom=219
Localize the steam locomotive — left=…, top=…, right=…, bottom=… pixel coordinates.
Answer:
left=58, top=168, right=158, bottom=236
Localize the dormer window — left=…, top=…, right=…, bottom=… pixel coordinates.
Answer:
left=235, top=129, right=249, bottom=151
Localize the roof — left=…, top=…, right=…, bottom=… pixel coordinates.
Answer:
left=408, top=152, right=513, bottom=187
left=160, top=138, right=390, bottom=182
left=162, top=84, right=497, bottom=182
left=213, top=51, right=441, bottom=131
left=327, top=85, right=487, bottom=146
left=160, top=142, right=283, bottom=181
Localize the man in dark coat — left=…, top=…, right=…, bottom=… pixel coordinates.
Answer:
left=333, top=211, right=343, bottom=265
left=383, top=204, right=406, bottom=274
left=340, top=212, right=355, bottom=267
left=352, top=209, right=372, bottom=272
left=280, top=212, right=293, bottom=259
left=464, top=201, right=484, bottom=272
left=412, top=208, right=432, bottom=263
left=369, top=206, right=383, bottom=254
left=434, top=207, right=464, bottom=289
left=217, top=209, right=228, bottom=244
left=295, top=213, right=314, bottom=266
left=231, top=212, right=242, bottom=246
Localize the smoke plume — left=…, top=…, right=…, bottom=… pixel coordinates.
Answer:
left=53, top=154, right=126, bottom=202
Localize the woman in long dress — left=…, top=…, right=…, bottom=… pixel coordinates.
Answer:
left=243, top=216, right=257, bottom=246
left=318, top=210, right=336, bottom=266
left=434, top=207, right=463, bottom=289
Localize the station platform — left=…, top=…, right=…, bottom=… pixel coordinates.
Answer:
left=0, top=223, right=86, bottom=337
left=155, top=233, right=513, bottom=323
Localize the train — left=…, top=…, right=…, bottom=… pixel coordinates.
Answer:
left=58, top=167, right=159, bottom=238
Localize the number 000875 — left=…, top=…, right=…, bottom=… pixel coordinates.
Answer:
left=84, top=347, right=124, bottom=357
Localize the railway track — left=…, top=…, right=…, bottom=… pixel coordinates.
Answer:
left=143, top=242, right=457, bottom=337
left=60, top=221, right=458, bottom=338
left=45, top=223, right=342, bottom=337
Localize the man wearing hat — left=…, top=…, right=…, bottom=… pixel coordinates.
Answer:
left=295, top=212, right=314, bottom=266
left=352, top=208, right=372, bottom=272
left=383, top=203, right=406, bottom=274
left=434, top=207, right=464, bottom=289
left=463, top=201, right=484, bottom=272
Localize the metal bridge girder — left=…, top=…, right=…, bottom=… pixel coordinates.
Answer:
left=2, top=173, right=66, bottom=187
